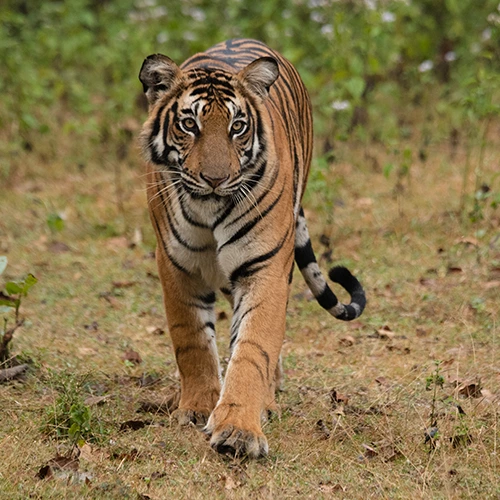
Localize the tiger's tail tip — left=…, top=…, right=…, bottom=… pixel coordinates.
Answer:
left=328, top=265, right=367, bottom=321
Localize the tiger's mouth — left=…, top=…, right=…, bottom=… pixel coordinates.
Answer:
left=180, top=172, right=242, bottom=199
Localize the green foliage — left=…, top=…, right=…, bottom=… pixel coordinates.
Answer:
left=42, top=372, right=107, bottom=445
left=0, top=265, right=38, bottom=317
left=425, top=362, right=445, bottom=392
left=46, top=213, right=65, bottom=234
left=0, top=257, right=38, bottom=363
left=1, top=0, right=499, bottom=158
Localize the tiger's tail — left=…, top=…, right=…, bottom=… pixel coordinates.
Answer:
left=294, top=208, right=366, bottom=321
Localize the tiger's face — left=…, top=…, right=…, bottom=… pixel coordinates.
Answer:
left=140, top=56, right=279, bottom=199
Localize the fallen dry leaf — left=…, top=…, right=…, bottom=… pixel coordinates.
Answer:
left=146, top=326, right=165, bottom=335
left=330, top=388, right=349, bottom=407
left=123, top=350, right=142, bottom=365
left=339, top=335, right=355, bottom=347
left=47, top=241, right=71, bottom=253
left=223, top=475, right=241, bottom=490
left=316, top=419, right=331, bottom=439
left=458, top=236, right=479, bottom=247
left=319, top=482, right=346, bottom=493
left=100, top=292, right=121, bottom=309
left=484, top=280, right=500, bottom=290
left=457, top=381, right=482, bottom=398
left=375, top=325, right=395, bottom=340
left=84, top=395, right=109, bottom=407
left=83, top=321, right=99, bottom=332
left=119, top=420, right=151, bottom=431
left=105, top=236, right=130, bottom=250
left=37, top=455, right=92, bottom=484
left=416, top=327, right=428, bottom=337
left=375, top=376, right=390, bottom=386
left=78, top=347, right=98, bottom=356
left=112, top=280, right=136, bottom=288
left=361, top=443, right=378, bottom=459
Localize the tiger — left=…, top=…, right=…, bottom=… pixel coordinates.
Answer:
left=139, top=38, right=366, bottom=458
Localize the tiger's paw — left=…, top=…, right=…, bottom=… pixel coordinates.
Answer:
left=172, top=408, right=210, bottom=428
left=205, top=406, right=268, bottom=458
left=208, top=424, right=268, bottom=458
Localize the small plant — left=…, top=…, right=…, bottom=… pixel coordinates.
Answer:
left=0, top=256, right=37, bottom=366
left=424, top=360, right=444, bottom=450
left=46, top=212, right=65, bottom=236
left=43, top=372, right=107, bottom=445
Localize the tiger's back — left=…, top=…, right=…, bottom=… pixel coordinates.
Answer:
left=138, top=38, right=365, bottom=459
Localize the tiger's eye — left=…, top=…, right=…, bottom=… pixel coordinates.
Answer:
left=182, top=118, right=198, bottom=132
left=231, top=121, right=246, bottom=134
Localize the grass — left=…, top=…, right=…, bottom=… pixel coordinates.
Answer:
left=0, top=124, right=499, bottom=498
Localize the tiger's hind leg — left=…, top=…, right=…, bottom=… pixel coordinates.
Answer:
left=156, top=250, right=221, bottom=428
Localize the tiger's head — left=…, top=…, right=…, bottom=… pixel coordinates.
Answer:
left=139, top=55, right=279, bottom=198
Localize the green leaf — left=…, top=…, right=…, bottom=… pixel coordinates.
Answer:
left=383, top=163, right=394, bottom=179
left=344, top=76, right=365, bottom=101
left=47, top=213, right=64, bottom=233
left=0, top=297, right=16, bottom=308
left=5, top=282, right=22, bottom=295
left=22, top=274, right=38, bottom=295
left=0, top=256, right=7, bottom=275
left=0, top=305, right=14, bottom=314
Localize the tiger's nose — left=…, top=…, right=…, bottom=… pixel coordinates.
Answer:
left=200, top=173, right=229, bottom=188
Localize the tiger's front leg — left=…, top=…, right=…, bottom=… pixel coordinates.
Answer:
left=156, top=249, right=221, bottom=427
left=205, top=271, right=289, bottom=458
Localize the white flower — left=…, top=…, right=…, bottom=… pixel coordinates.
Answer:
left=488, top=13, right=500, bottom=25
left=381, top=11, right=395, bottom=23
left=364, top=0, right=376, bottom=10
left=157, top=32, right=168, bottom=44
left=482, top=28, right=492, bottom=41
left=190, top=8, right=206, bottom=22
left=309, top=0, right=329, bottom=7
left=150, top=6, right=167, bottom=18
left=444, top=51, right=456, bottom=62
left=321, top=24, right=333, bottom=35
left=331, top=100, right=350, bottom=111
left=310, top=11, right=324, bottom=23
left=184, top=31, right=196, bottom=41
left=136, top=0, right=156, bottom=7
left=418, top=60, right=433, bottom=73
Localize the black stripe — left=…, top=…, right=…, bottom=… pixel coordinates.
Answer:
left=151, top=212, right=191, bottom=275
left=316, top=286, right=338, bottom=310
left=229, top=303, right=261, bottom=347
left=294, top=239, right=316, bottom=270
left=230, top=227, right=291, bottom=284
left=198, top=292, right=216, bottom=304
left=232, top=357, right=265, bottom=383
left=211, top=199, right=237, bottom=229
left=238, top=339, right=270, bottom=379
left=157, top=185, right=212, bottom=253
left=227, top=169, right=278, bottom=227
left=219, top=186, right=284, bottom=251
left=178, top=194, right=211, bottom=228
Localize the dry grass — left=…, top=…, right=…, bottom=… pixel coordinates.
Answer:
left=0, top=129, right=499, bottom=499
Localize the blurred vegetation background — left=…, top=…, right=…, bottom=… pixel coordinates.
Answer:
left=0, top=0, right=499, bottom=184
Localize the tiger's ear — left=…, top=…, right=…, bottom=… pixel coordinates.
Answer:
left=139, top=54, right=181, bottom=106
left=239, top=57, right=279, bottom=99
